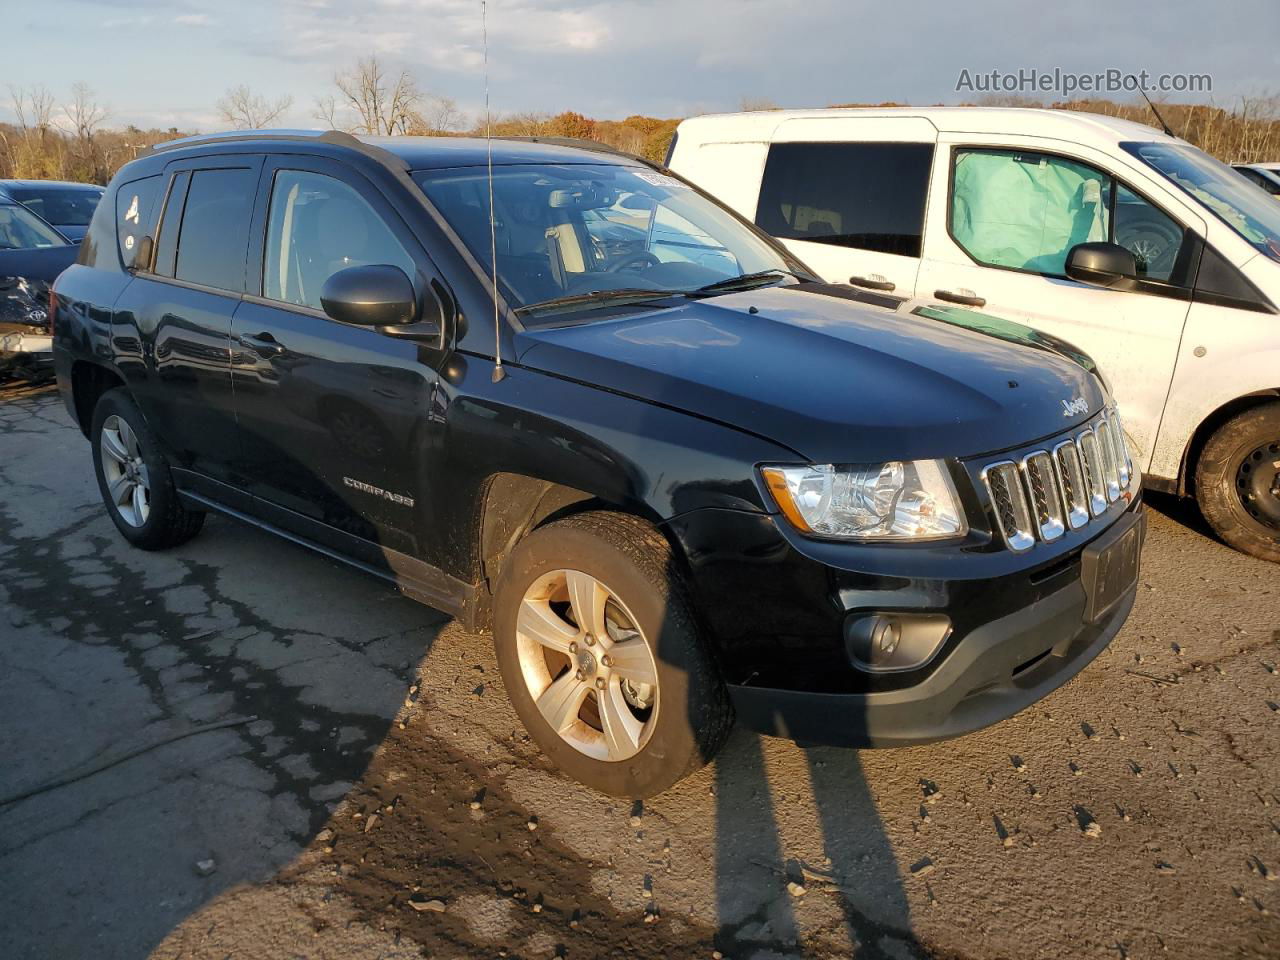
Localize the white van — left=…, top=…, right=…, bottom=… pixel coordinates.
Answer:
left=669, top=107, right=1280, bottom=561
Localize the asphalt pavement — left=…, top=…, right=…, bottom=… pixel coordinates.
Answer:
left=1, top=381, right=1276, bottom=960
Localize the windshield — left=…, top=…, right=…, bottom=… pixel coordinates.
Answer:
left=0, top=203, right=68, bottom=249
left=8, top=186, right=103, bottom=227
left=1122, top=141, right=1280, bottom=262
left=414, top=163, right=802, bottom=318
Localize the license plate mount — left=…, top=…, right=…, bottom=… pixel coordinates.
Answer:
left=1080, top=509, right=1144, bottom=623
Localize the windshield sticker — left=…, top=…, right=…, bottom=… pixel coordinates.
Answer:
left=634, top=171, right=686, bottom=189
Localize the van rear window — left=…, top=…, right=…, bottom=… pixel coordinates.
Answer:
left=756, top=142, right=933, bottom=257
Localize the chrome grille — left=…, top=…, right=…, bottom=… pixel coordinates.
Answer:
left=1052, top=440, right=1090, bottom=530
left=980, top=409, right=1135, bottom=552
left=1022, top=451, right=1065, bottom=541
left=1095, top=419, right=1121, bottom=503
left=1077, top=428, right=1108, bottom=516
left=982, top=461, right=1036, bottom=552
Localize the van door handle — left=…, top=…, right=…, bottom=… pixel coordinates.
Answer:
left=849, top=274, right=896, bottom=292
left=238, top=332, right=285, bottom=357
left=934, top=288, right=986, bottom=308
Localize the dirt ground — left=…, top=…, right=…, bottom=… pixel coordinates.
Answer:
left=0, top=381, right=1277, bottom=960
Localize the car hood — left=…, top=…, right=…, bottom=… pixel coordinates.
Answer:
left=514, top=284, right=1107, bottom=464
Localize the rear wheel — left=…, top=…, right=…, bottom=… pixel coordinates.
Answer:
left=493, top=511, right=733, bottom=797
left=1195, top=402, right=1280, bottom=563
left=91, top=389, right=205, bottom=550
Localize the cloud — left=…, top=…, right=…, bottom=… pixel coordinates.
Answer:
left=174, top=13, right=213, bottom=26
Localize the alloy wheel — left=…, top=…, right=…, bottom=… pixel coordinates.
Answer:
left=99, top=414, right=151, bottom=528
left=515, top=569, right=660, bottom=762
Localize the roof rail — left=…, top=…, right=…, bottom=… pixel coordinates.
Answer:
left=145, top=129, right=410, bottom=170
left=494, top=136, right=657, bottom=168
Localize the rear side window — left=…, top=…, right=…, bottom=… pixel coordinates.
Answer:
left=173, top=168, right=256, bottom=292
left=115, top=176, right=162, bottom=269
left=756, top=142, right=934, bottom=257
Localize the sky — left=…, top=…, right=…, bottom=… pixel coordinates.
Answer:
left=3, top=0, right=1278, bottom=132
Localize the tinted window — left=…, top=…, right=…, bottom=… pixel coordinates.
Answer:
left=263, top=170, right=415, bottom=310
left=756, top=142, right=934, bottom=257
left=9, top=187, right=103, bottom=226
left=951, top=148, right=1188, bottom=283
left=174, top=168, right=256, bottom=292
left=114, top=176, right=162, bottom=269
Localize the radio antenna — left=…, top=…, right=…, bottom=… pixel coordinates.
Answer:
left=1131, top=77, right=1176, bottom=139
left=483, top=0, right=505, bottom=382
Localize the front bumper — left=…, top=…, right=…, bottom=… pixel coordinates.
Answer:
left=729, top=534, right=1138, bottom=747
left=0, top=327, right=53, bottom=377
left=668, top=495, right=1145, bottom=749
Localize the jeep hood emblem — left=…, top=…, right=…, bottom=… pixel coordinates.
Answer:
left=1062, top=396, right=1089, bottom=417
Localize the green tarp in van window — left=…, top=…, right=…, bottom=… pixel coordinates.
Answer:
left=952, top=149, right=1111, bottom=275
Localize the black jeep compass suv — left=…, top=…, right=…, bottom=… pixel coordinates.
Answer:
left=52, top=130, right=1144, bottom=797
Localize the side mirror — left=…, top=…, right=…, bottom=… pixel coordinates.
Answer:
left=1065, top=242, right=1139, bottom=291
left=320, top=264, right=418, bottom=328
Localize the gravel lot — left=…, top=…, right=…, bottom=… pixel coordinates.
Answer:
left=0, top=381, right=1277, bottom=960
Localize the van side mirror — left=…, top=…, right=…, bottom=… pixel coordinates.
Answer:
left=320, top=264, right=419, bottom=327
left=1065, top=242, right=1139, bottom=291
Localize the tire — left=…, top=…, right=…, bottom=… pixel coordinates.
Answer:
left=90, top=388, right=205, bottom=550
left=1195, top=402, right=1280, bottom=563
left=492, top=511, right=733, bottom=797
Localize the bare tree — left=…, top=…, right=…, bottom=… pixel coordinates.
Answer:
left=216, top=85, right=293, bottom=130
left=8, top=85, right=60, bottom=177
left=421, top=95, right=466, bottom=134
left=59, top=82, right=108, bottom=181
left=313, top=94, right=341, bottom=130
left=333, top=56, right=422, bottom=135
left=10, top=84, right=56, bottom=138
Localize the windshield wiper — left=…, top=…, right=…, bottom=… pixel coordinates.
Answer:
left=688, top=268, right=808, bottom=296
left=515, top=288, right=678, bottom=317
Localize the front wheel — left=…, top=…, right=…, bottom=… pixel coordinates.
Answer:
left=493, top=511, right=733, bottom=797
left=1195, top=402, right=1280, bottom=563
left=91, top=388, right=205, bottom=550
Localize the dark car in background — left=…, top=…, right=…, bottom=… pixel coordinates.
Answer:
left=0, top=179, right=105, bottom=242
left=0, top=197, right=77, bottom=380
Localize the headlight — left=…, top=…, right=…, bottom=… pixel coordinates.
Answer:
left=761, top=460, right=968, bottom=541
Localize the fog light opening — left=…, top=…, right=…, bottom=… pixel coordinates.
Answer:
left=845, top=613, right=951, bottom=674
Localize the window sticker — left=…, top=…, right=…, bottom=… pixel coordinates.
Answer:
left=124, top=194, right=139, bottom=225
left=633, top=171, right=686, bottom=189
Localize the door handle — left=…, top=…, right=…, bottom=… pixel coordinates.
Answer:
left=238, top=332, right=285, bottom=357
left=933, top=288, right=986, bottom=308
left=849, top=274, right=896, bottom=292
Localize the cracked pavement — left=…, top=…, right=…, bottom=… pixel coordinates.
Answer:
left=0, top=381, right=1277, bottom=960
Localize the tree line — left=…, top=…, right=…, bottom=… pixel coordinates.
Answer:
left=3, top=63, right=1277, bottom=186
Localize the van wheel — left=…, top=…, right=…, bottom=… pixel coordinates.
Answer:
left=1195, top=402, right=1280, bottom=563
left=493, top=511, right=733, bottom=797
left=91, top=388, right=205, bottom=550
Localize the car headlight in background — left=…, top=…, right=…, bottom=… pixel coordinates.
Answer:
left=761, top=460, right=967, bottom=541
